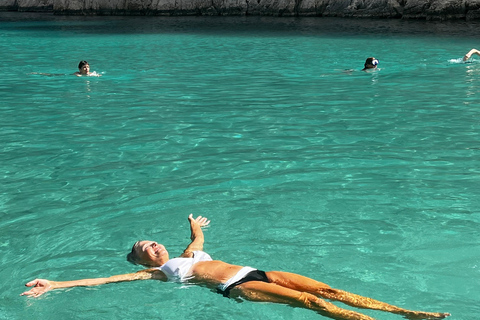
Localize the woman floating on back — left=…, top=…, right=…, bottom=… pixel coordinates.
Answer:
left=22, top=214, right=450, bottom=320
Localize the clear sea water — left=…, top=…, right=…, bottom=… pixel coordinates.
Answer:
left=1, top=12, right=479, bottom=320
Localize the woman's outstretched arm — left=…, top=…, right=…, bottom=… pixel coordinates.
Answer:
left=21, top=268, right=166, bottom=298
left=180, top=214, right=210, bottom=257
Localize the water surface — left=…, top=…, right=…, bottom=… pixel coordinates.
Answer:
left=1, top=13, right=479, bottom=320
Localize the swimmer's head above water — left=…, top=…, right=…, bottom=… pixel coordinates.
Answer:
left=127, top=240, right=170, bottom=267
left=77, top=60, right=90, bottom=75
left=362, top=57, right=379, bottom=71
left=75, top=60, right=102, bottom=77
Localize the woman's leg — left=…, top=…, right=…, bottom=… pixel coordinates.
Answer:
left=231, top=281, right=375, bottom=320
left=265, top=271, right=449, bottom=319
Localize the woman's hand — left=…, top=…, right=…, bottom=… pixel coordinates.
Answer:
left=183, top=214, right=210, bottom=254
left=21, top=279, right=54, bottom=298
left=188, top=214, right=210, bottom=227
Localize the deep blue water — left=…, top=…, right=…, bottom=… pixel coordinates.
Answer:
left=1, top=12, right=479, bottom=320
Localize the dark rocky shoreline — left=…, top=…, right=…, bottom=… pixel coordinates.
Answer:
left=1, top=0, right=480, bottom=20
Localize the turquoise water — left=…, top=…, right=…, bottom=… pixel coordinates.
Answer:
left=1, top=12, right=479, bottom=320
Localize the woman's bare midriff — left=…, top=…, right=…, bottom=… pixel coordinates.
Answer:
left=189, top=260, right=244, bottom=287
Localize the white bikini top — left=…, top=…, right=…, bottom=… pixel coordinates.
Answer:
left=156, top=251, right=212, bottom=282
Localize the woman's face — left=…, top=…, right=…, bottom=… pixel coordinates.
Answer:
left=135, top=241, right=169, bottom=267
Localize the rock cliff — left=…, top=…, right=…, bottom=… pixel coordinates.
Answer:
left=2, top=0, right=480, bottom=19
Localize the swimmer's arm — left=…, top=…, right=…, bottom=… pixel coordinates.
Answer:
left=463, top=48, right=480, bottom=61
left=21, top=269, right=166, bottom=297
left=180, top=214, right=210, bottom=257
